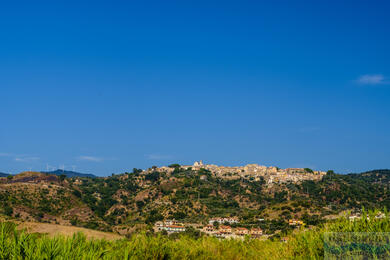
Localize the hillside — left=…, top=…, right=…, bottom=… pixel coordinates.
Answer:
left=2, top=209, right=390, bottom=259
left=0, top=172, right=9, bottom=177
left=41, top=169, right=97, bottom=178
left=0, top=171, right=110, bottom=231
left=1, top=166, right=390, bottom=237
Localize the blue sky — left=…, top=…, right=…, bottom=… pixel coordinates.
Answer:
left=1, top=1, right=389, bottom=176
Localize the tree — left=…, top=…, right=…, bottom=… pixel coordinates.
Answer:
left=136, top=200, right=145, bottom=209
left=304, top=168, right=314, bottom=173
left=4, top=204, right=13, bottom=216
left=213, top=221, right=219, bottom=229
left=132, top=168, right=143, bottom=174
left=183, top=226, right=201, bottom=239
left=173, top=211, right=187, bottom=220
left=73, top=189, right=82, bottom=198
left=59, top=174, right=66, bottom=182
left=145, top=171, right=160, bottom=182
left=145, top=210, right=163, bottom=224
left=70, top=218, right=78, bottom=226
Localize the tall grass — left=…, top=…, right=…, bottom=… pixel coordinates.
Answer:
left=1, top=209, right=389, bottom=259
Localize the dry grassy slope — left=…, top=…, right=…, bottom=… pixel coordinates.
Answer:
left=16, top=221, right=123, bottom=240
left=0, top=172, right=98, bottom=225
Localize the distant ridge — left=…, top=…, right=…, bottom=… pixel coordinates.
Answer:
left=359, top=169, right=390, bottom=175
left=0, top=172, right=9, bottom=177
left=41, top=169, right=97, bottom=178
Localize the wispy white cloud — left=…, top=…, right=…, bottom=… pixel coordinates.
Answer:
left=78, top=156, right=103, bottom=162
left=1, top=153, right=41, bottom=163
left=356, top=74, right=387, bottom=85
left=14, top=156, right=40, bottom=162
left=146, top=154, right=173, bottom=160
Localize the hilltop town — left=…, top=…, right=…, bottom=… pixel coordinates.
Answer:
left=146, top=161, right=326, bottom=185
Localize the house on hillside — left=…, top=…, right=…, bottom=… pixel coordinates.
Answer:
left=235, top=227, right=249, bottom=236
left=165, top=225, right=185, bottom=233
left=250, top=228, right=263, bottom=238
left=209, top=217, right=239, bottom=225
left=214, top=232, right=226, bottom=238
left=154, top=219, right=186, bottom=233
left=209, top=217, right=222, bottom=225
left=288, top=219, right=304, bottom=226
left=375, top=212, right=386, bottom=219
left=202, top=224, right=214, bottom=234
left=155, top=219, right=182, bottom=227
left=155, top=221, right=164, bottom=228
left=349, top=215, right=360, bottom=221
left=281, top=237, right=289, bottom=243
left=164, top=219, right=180, bottom=226
left=219, top=225, right=232, bottom=234
left=155, top=224, right=185, bottom=233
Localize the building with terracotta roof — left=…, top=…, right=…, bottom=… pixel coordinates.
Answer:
left=202, top=224, right=215, bottom=234
left=250, top=228, right=263, bottom=237
left=219, top=225, right=232, bottom=234
left=154, top=219, right=186, bottom=233
left=235, top=227, right=249, bottom=236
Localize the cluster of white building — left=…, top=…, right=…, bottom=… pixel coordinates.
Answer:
left=154, top=220, right=186, bottom=233
left=153, top=217, right=263, bottom=239
left=349, top=212, right=386, bottom=221
left=202, top=224, right=263, bottom=239
left=208, top=217, right=239, bottom=225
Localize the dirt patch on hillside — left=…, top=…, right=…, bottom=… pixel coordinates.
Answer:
left=17, top=222, right=123, bottom=241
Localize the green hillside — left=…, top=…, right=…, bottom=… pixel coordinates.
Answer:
left=1, top=168, right=390, bottom=236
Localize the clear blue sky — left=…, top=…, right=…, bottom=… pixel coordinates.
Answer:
left=1, top=1, right=389, bottom=176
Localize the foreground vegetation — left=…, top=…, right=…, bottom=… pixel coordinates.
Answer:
left=1, top=209, right=390, bottom=259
